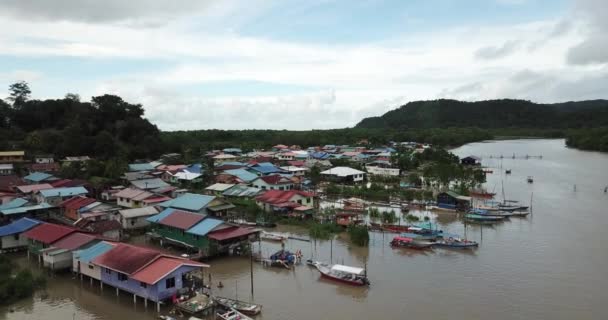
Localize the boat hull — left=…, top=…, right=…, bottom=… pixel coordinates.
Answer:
left=318, top=270, right=368, bottom=286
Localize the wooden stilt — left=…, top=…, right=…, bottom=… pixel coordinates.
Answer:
left=116, top=287, right=119, bottom=296
left=133, top=294, right=136, bottom=304
left=144, top=298, right=148, bottom=308
left=156, top=302, right=160, bottom=313
left=90, top=277, right=93, bottom=285
left=100, top=281, right=103, bottom=291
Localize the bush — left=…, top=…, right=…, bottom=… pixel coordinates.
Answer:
left=347, top=225, right=370, bottom=246
left=309, top=223, right=341, bottom=240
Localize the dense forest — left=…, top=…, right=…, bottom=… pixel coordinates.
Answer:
left=355, top=99, right=608, bottom=130
left=3, top=82, right=608, bottom=158
left=0, top=82, right=162, bottom=160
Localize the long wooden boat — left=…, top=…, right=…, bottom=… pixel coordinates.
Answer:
left=400, top=232, right=439, bottom=241
left=390, top=236, right=434, bottom=249
left=465, top=214, right=506, bottom=222
left=260, top=231, right=287, bottom=242
left=216, top=308, right=253, bottom=320
left=213, top=297, right=262, bottom=316
left=433, top=238, right=478, bottom=249
left=381, top=224, right=410, bottom=233
left=316, top=264, right=370, bottom=286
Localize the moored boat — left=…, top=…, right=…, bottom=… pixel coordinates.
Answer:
left=216, top=308, right=253, bottom=320
left=527, top=176, right=534, bottom=183
left=260, top=231, right=287, bottom=242
left=381, top=224, right=410, bottom=233
left=213, top=297, right=262, bottom=316
left=433, top=237, right=479, bottom=249
left=465, top=213, right=506, bottom=223
left=469, top=190, right=496, bottom=199
left=316, top=264, right=370, bottom=286
left=390, top=236, right=434, bottom=249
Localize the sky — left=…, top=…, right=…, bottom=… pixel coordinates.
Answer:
left=0, top=0, right=607, bottom=131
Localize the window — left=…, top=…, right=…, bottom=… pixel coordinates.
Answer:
left=297, top=199, right=302, bottom=204
left=166, top=277, right=175, bottom=289
left=105, top=268, right=112, bottom=274
left=118, top=273, right=128, bottom=281
left=130, top=219, right=135, bottom=226
left=279, top=187, right=283, bottom=191
left=88, top=264, right=94, bottom=270
left=14, top=234, right=19, bottom=241
left=306, top=198, right=311, bottom=203
left=140, top=282, right=147, bottom=288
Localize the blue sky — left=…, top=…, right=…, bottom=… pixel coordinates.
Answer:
left=0, top=0, right=606, bottom=130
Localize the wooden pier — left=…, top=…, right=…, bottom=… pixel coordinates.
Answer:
left=486, top=154, right=543, bottom=159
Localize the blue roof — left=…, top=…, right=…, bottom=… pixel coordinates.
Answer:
left=248, top=166, right=284, bottom=174
left=222, top=148, right=242, bottom=153
left=0, top=198, right=28, bottom=210
left=253, top=162, right=275, bottom=167
left=0, top=218, right=41, bottom=237
left=186, top=218, right=224, bottom=236
left=186, top=163, right=203, bottom=174
left=131, top=178, right=169, bottom=190
left=128, top=163, right=155, bottom=172
left=24, top=172, right=53, bottom=182
left=74, top=241, right=115, bottom=264
left=222, top=161, right=245, bottom=166
left=223, top=169, right=258, bottom=183
left=39, top=187, right=88, bottom=198
left=158, top=193, right=215, bottom=212
left=1, top=203, right=53, bottom=215
left=312, top=152, right=330, bottom=160
left=146, top=208, right=176, bottom=223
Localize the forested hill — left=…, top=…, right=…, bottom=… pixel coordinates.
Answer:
left=0, top=82, right=162, bottom=160
left=355, top=99, right=608, bottom=129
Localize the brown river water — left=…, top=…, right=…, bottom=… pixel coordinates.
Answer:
left=2, top=139, right=607, bottom=320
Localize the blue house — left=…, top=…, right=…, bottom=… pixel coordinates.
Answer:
left=247, top=163, right=286, bottom=176
left=24, top=172, right=54, bottom=184
left=0, top=217, right=41, bottom=251
left=91, top=243, right=208, bottom=309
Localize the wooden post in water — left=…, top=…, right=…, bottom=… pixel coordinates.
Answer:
left=530, top=192, right=534, bottom=214
left=250, top=241, right=254, bottom=298
left=330, top=237, right=333, bottom=264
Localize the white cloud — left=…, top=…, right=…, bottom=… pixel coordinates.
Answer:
left=0, top=1, right=604, bottom=130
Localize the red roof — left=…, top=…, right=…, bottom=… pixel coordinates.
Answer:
left=59, top=196, right=96, bottom=210
left=30, top=163, right=60, bottom=172
left=23, top=223, right=76, bottom=244
left=75, top=219, right=122, bottom=234
left=51, top=232, right=97, bottom=250
left=92, top=243, right=161, bottom=274
left=159, top=210, right=206, bottom=230
left=131, top=257, right=207, bottom=285
left=214, top=164, right=245, bottom=171
left=259, top=175, right=290, bottom=185
left=287, top=160, right=305, bottom=167
left=0, top=175, right=24, bottom=192
left=255, top=190, right=314, bottom=205
left=208, top=227, right=259, bottom=241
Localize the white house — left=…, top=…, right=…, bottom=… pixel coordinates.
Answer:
left=36, top=187, right=89, bottom=206
left=116, top=206, right=159, bottom=230
left=72, top=241, right=116, bottom=280
left=114, top=187, right=154, bottom=208
left=34, top=155, right=54, bottom=164
left=365, top=165, right=400, bottom=176
left=321, top=167, right=366, bottom=183
left=280, top=166, right=309, bottom=177
left=0, top=164, right=14, bottom=175
left=251, top=175, right=294, bottom=191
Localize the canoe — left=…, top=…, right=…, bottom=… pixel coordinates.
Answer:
left=213, top=296, right=262, bottom=316
left=260, top=231, right=286, bottom=242
left=316, top=264, right=370, bottom=286
left=465, top=214, right=505, bottom=222
left=433, top=238, right=479, bottom=249
left=216, top=308, right=253, bottom=320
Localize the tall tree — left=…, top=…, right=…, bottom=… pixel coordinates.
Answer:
left=7, top=81, right=31, bottom=107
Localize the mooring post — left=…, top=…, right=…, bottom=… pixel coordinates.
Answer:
left=116, top=287, right=119, bottom=296
left=156, top=302, right=160, bottom=313
left=100, top=281, right=103, bottom=291
left=133, top=294, right=136, bottom=304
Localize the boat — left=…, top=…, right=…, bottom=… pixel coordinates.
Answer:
left=232, top=219, right=257, bottom=227
left=433, top=237, right=478, bottom=249
left=260, top=231, right=287, bottom=242
left=399, top=232, right=439, bottom=241
left=216, top=308, right=253, bottom=320
left=381, top=224, right=410, bottom=233
left=255, top=217, right=276, bottom=228
left=316, top=264, right=370, bottom=286
left=263, top=249, right=300, bottom=268
left=505, top=169, right=511, bottom=174
left=509, top=210, right=530, bottom=217
left=390, top=236, right=434, bottom=249
left=465, top=214, right=506, bottom=222
left=527, top=176, right=534, bottom=183
left=468, top=190, right=496, bottom=199
left=213, top=297, right=262, bottom=316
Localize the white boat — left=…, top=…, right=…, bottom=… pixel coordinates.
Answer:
left=260, top=231, right=287, bottom=242
left=216, top=308, right=253, bottom=320
left=316, top=264, right=370, bottom=286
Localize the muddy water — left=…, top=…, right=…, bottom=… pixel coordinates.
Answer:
left=2, top=139, right=608, bottom=320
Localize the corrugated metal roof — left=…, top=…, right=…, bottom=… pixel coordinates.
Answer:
left=158, top=193, right=215, bottom=212
left=114, top=187, right=152, bottom=201
left=222, top=185, right=262, bottom=197
left=131, top=178, right=169, bottom=190
left=206, top=203, right=235, bottom=212
left=92, top=243, right=160, bottom=274
left=146, top=208, right=176, bottom=223
left=39, top=187, right=88, bottom=198
left=131, top=257, right=207, bottom=285
left=0, top=198, right=28, bottom=210
left=74, top=241, right=115, bottom=264
left=119, top=206, right=159, bottom=219
left=1, top=202, right=53, bottom=215
left=128, top=163, right=155, bottom=172
left=51, top=232, right=97, bottom=250
left=59, top=196, right=96, bottom=210
left=208, top=227, right=259, bottom=241
left=255, top=190, right=314, bottom=205
left=321, top=167, right=366, bottom=177
left=205, top=183, right=235, bottom=192
left=23, top=223, right=75, bottom=244
left=223, top=169, right=258, bottom=183
left=0, top=151, right=24, bottom=156
left=0, top=217, right=41, bottom=237
left=186, top=218, right=225, bottom=236
left=24, top=172, right=53, bottom=182
left=159, top=210, right=206, bottom=230
left=16, top=183, right=54, bottom=194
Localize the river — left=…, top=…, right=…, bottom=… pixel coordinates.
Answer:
left=2, top=139, right=607, bottom=320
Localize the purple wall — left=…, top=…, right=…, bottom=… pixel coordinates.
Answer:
left=100, top=265, right=199, bottom=302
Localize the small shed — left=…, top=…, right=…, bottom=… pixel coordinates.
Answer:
left=461, top=156, right=481, bottom=166
left=436, top=191, right=471, bottom=211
